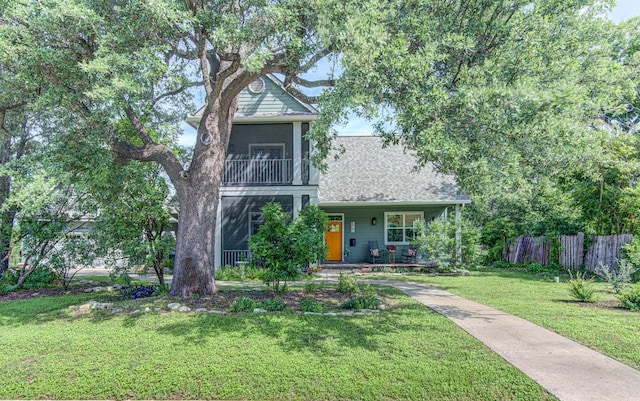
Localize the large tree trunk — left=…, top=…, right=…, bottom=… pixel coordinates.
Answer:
left=0, top=136, right=14, bottom=277
left=168, top=99, right=232, bottom=297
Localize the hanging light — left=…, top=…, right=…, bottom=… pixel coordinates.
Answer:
left=371, top=217, right=377, bottom=225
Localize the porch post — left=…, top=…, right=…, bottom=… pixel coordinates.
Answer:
left=292, top=122, right=303, bottom=185
left=293, top=195, right=302, bottom=219
left=215, top=194, right=223, bottom=268
left=455, top=204, right=462, bottom=265
left=308, top=131, right=320, bottom=186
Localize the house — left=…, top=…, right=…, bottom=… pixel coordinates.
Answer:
left=188, top=75, right=470, bottom=267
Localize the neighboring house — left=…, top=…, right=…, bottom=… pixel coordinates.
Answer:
left=188, top=75, right=470, bottom=267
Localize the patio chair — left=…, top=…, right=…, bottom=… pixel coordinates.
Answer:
left=368, top=241, right=386, bottom=264
left=402, top=247, right=417, bottom=263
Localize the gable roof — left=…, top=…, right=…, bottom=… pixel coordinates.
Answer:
left=319, top=136, right=470, bottom=206
left=187, top=74, right=317, bottom=127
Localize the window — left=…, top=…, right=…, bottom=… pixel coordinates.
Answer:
left=249, top=212, right=264, bottom=235
left=384, top=212, right=423, bottom=245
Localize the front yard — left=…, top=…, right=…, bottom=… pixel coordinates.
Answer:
left=0, top=283, right=554, bottom=401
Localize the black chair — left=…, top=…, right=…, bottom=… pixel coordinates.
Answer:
left=368, top=241, right=386, bottom=263
left=402, top=247, right=417, bottom=263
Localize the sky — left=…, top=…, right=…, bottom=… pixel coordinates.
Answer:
left=180, top=1, right=640, bottom=146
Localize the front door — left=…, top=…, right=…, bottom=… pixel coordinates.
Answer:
left=324, top=221, right=343, bottom=261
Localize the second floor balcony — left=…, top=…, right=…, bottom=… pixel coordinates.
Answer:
left=223, top=158, right=310, bottom=186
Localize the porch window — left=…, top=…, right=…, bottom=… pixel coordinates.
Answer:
left=249, top=212, right=264, bottom=235
left=384, top=212, right=423, bottom=245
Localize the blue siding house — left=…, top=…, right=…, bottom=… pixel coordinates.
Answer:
left=188, top=75, right=469, bottom=267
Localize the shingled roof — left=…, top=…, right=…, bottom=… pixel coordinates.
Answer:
left=318, top=136, right=470, bottom=205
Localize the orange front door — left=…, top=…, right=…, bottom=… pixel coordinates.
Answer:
left=325, top=221, right=343, bottom=261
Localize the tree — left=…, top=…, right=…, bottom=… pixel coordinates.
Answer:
left=88, top=160, right=176, bottom=288
left=248, top=203, right=327, bottom=291
left=0, top=0, right=349, bottom=296
left=314, top=0, right=630, bottom=227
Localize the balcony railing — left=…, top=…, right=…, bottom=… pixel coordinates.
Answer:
left=223, top=159, right=292, bottom=185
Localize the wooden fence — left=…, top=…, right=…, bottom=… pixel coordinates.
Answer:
left=503, top=233, right=633, bottom=270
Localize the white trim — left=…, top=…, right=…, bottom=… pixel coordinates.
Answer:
left=292, top=122, right=302, bottom=185
left=186, top=113, right=317, bottom=128
left=249, top=143, right=285, bottom=159
left=308, top=134, right=320, bottom=185
left=215, top=194, right=223, bottom=268
left=319, top=200, right=471, bottom=207
left=221, top=186, right=318, bottom=197
left=384, top=211, right=424, bottom=245
left=293, top=195, right=302, bottom=219
left=325, top=213, right=344, bottom=262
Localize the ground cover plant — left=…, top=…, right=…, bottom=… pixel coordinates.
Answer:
left=372, top=268, right=640, bottom=370
left=0, top=286, right=555, bottom=400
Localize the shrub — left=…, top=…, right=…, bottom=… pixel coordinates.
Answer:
left=568, top=271, right=595, bottom=302
left=300, top=297, right=323, bottom=313
left=617, top=283, right=640, bottom=311
left=341, top=296, right=380, bottom=310
left=262, top=297, right=287, bottom=312
left=230, top=297, right=259, bottom=312
left=337, top=271, right=359, bottom=294
left=595, top=260, right=637, bottom=294
left=215, top=266, right=242, bottom=281
left=249, top=203, right=327, bottom=291
left=245, top=266, right=267, bottom=281
left=109, top=269, right=133, bottom=286
left=493, top=260, right=518, bottom=269
left=303, top=277, right=320, bottom=294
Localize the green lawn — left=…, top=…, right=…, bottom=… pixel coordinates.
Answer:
left=375, top=269, right=640, bottom=370
left=0, top=288, right=555, bottom=400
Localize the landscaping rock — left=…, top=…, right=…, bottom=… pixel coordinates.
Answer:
left=31, top=292, right=40, bottom=297
left=112, top=284, right=123, bottom=290
left=253, top=308, right=267, bottom=313
left=144, top=307, right=151, bottom=312
left=83, top=288, right=93, bottom=293
left=378, top=304, right=386, bottom=310
left=112, top=308, right=124, bottom=314
left=208, top=310, right=225, bottom=315
left=195, top=308, right=208, bottom=313
left=177, top=306, right=191, bottom=312
left=68, top=305, right=80, bottom=311
left=90, top=302, right=113, bottom=310
left=303, top=312, right=323, bottom=316
left=323, top=312, right=338, bottom=317
left=167, top=302, right=181, bottom=310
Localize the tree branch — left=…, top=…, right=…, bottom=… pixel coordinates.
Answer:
left=124, top=106, right=154, bottom=145
left=0, top=100, right=28, bottom=113
left=152, top=81, right=204, bottom=107
left=111, top=138, right=187, bottom=184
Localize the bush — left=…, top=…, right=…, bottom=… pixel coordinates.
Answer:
left=249, top=203, right=327, bottom=292
left=617, top=283, right=640, bottom=311
left=230, top=297, right=259, bottom=312
left=262, top=297, right=287, bottom=312
left=568, top=271, right=595, bottom=302
left=215, top=266, right=242, bottom=281
left=493, top=260, right=518, bottom=269
left=595, top=260, right=637, bottom=294
left=337, top=271, right=359, bottom=294
left=300, top=297, right=323, bottom=313
left=341, top=296, right=380, bottom=310
left=245, top=266, right=267, bottom=281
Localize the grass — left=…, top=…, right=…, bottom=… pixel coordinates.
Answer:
left=374, top=268, right=640, bottom=370
left=0, top=287, right=555, bottom=400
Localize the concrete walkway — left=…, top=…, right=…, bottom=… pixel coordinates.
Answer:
left=383, top=280, right=640, bottom=401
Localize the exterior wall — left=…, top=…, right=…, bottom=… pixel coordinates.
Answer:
left=236, top=78, right=311, bottom=115
left=221, top=195, right=293, bottom=251
left=321, top=205, right=446, bottom=263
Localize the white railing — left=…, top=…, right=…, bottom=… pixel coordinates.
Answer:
left=222, top=250, right=251, bottom=267
left=224, top=159, right=292, bottom=185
